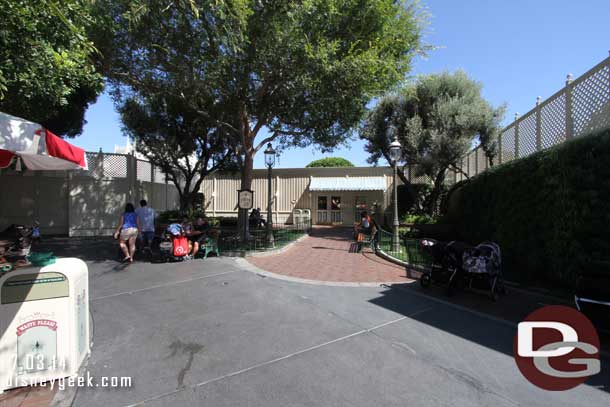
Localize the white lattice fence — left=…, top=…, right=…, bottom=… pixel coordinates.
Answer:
left=518, top=112, right=538, bottom=158
left=572, top=63, right=610, bottom=137
left=501, top=125, right=516, bottom=163
left=540, top=92, right=567, bottom=149
left=458, top=55, right=610, bottom=179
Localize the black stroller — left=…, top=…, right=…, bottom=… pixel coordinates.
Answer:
left=419, top=239, right=506, bottom=301
left=153, top=223, right=190, bottom=263
left=419, top=239, right=471, bottom=295
left=0, top=224, right=33, bottom=260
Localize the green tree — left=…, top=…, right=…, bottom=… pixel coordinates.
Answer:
left=118, top=94, right=236, bottom=211
left=0, top=0, right=104, bottom=136
left=361, top=71, right=505, bottom=215
left=306, top=157, right=354, bottom=168
left=95, top=0, right=426, bottom=236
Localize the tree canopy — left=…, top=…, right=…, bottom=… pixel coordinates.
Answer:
left=360, top=71, right=505, bottom=215
left=118, top=93, right=235, bottom=211
left=0, top=0, right=104, bottom=136
left=306, top=157, right=355, bottom=168
left=95, top=0, right=427, bottom=234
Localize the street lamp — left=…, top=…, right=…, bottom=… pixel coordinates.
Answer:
left=264, top=143, right=276, bottom=247
left=387, top=126, right=402, bottom=253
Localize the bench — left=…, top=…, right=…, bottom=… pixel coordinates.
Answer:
left=201, top=238, right=220, bottom=258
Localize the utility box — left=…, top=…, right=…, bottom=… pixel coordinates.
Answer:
left=0, top=258, right=90, bottom=393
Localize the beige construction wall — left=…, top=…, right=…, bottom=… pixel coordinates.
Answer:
left=201, top=166, right=397, bottom=225
left=0, top=152, right=181, bottom=236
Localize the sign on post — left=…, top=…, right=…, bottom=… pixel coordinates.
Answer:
left=238, top=189, right=254, bottom=210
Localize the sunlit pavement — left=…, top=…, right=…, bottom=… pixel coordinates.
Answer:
left=49, top=255, right=610, bottom=407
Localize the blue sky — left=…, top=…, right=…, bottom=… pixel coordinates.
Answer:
left=76, top=0, right=610, bottom=168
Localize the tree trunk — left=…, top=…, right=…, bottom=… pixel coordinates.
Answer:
left=179, top=190, right=197, bottom=214
left=427, top=170, right=447, bottom=217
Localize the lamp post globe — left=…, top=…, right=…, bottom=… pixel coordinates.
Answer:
left=264, top=143, right=276, bottom=167
left=264, top=143, right=276, bottom=247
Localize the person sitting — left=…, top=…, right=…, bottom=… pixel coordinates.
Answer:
left=113, top=203, right=141, bottom=263
left=249, top=208, right=267, bottom=229
left=354, top=211, right=372, bottom=238
left=188, top=216, right=212, bottom=258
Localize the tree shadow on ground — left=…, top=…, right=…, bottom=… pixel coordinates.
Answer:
left=369, top=283, right=610, bottom=394
left=34, top=237, right=119, bottom=263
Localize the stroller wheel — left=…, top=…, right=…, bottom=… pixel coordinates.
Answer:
left=420, top=272, right=432, bottom=288
left=491, top=291, right=500, bottom=302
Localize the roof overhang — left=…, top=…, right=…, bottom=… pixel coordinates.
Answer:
left=309, top=176, right=386, bottom=191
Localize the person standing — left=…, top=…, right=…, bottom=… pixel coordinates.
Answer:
left=113, top=203, right=141, bottom=263
left=135, top=199, right=156, bottom=252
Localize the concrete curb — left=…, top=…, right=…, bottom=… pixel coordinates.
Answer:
left=235, top=258, right=409, bottom=288
left=222, top=234, right=309, bottom=258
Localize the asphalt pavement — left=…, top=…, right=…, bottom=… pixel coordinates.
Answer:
left=61, top=256, right=610, bottom=407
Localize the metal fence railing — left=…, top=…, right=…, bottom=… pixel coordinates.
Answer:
left=218, top=222, right=311, bottom=253
left=446, top=54, right=610, bottom=183
left=377, top=227, right=432, bottom=268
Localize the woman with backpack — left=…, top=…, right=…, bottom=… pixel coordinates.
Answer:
left=113, top=203, right=141, bottom=263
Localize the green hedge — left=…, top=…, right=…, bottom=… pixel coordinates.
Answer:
left=444, top=129, right=610, bottom=288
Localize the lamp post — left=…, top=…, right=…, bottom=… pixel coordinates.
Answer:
left=387, top=126, right=402, bottom=253
left=264, top=143, right=276, bottom=247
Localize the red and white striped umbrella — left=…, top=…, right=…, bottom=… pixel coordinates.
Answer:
left=0, top=112, right=87, bottom=171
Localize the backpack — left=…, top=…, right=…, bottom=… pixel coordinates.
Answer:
left=173, top=236, right=189, bottom=257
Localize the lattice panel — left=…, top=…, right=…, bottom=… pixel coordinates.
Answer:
left=102, top=154, right=127, bottom=178
left=476, top=148, right=487, bottom=174
left=137, top=159, right=152, bottom=181
left=83, top=152, right=101, bottom=177
left=572, top=64, right=610, bottom=137
left=464, top=151, right=476, bottom=177
left=540, top=93, right=567, bottom=149
left=518, top=112, right=538, bottom=158
left=411, top=173, right=430, bottom=184
left=501, top=126, right=516, bottom=162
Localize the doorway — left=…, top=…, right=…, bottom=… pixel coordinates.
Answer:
left=316, top=195, right=342, bottom=224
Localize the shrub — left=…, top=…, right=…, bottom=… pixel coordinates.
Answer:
left=444, top=129, right=610, bottom=288
left=305, top=157, right=354, bottom=167
left=402, top=213, right=437, bottom=225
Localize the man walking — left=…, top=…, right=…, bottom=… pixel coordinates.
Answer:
left=136, top=199, right=155, bottom=252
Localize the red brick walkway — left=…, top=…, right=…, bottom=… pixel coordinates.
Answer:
left=247, top=227, right=414, bottom=284
left=0, top=386, right=56, bottom=407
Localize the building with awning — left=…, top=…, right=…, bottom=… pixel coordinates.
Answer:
left=201, top=166, right=408, bottom=226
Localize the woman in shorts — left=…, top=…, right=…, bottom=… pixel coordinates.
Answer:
left=113, top=203, right=141, bottom=262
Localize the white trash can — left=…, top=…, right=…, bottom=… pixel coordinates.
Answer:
left=292, top=209, right=303, bottom=227
left=0, top=258, right=90, bottom=393
left=301, top=209, right=311, bottom=228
